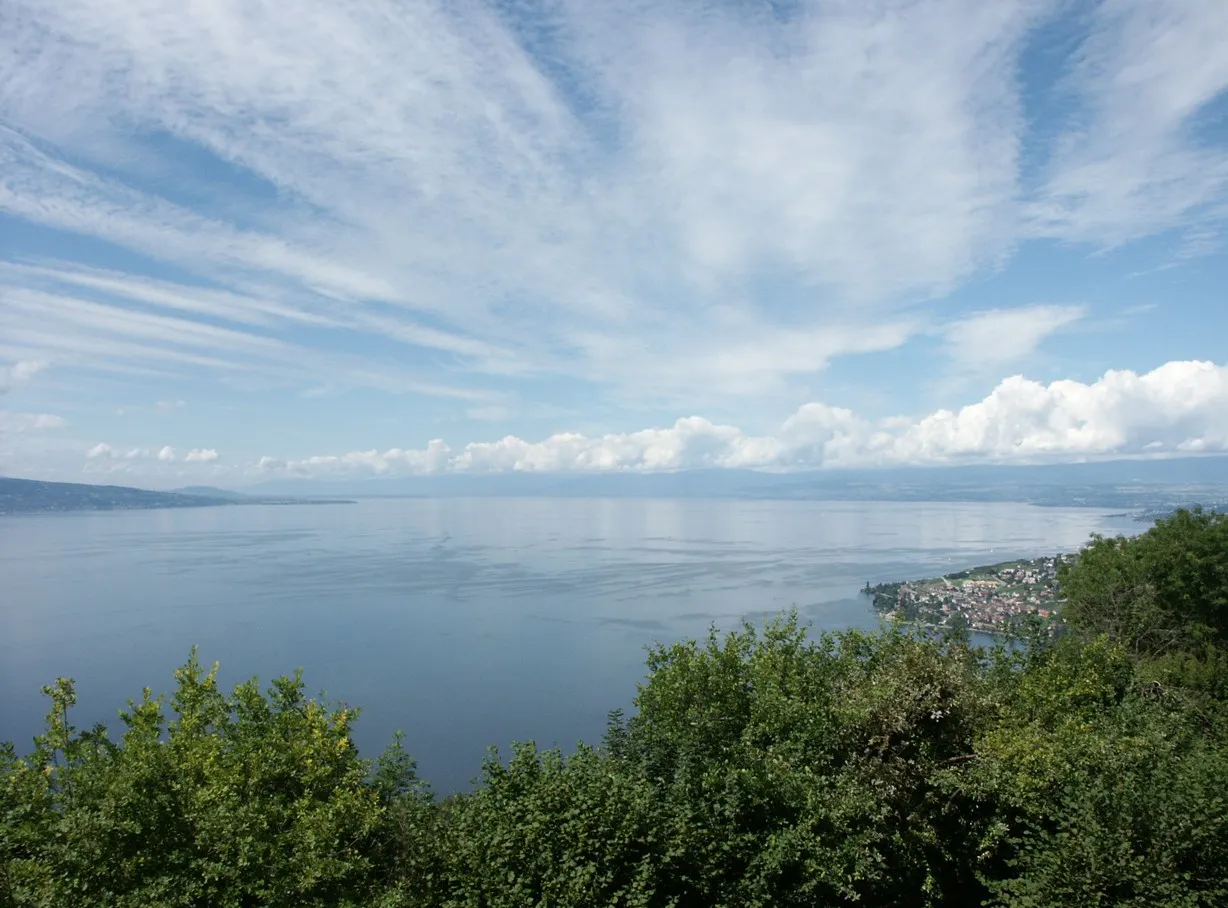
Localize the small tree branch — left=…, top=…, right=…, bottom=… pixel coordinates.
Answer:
left=938, top=753, right=979, bottom=767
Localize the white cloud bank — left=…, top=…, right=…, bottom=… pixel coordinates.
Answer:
left=84, top=443, right=217, bottom=463
left=259, top=361, right=1228, bottom=477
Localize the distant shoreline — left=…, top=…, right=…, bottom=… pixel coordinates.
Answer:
left=5, top=472, right=1224, bottom=518
left=0, top=477, right=356, bottom=516
left=1, top=500, right=358, bottom=516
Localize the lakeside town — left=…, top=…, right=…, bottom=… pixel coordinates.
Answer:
left=865, top=554, right=1071, bottom=635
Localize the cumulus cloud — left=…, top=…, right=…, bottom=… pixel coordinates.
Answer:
left=262, top=360, right=1228, bottom=476
left=451, top=420, right=782, bottom=474
left=12, top=358, right=46, bottom=380
left=84, top=443, right=204, bottom=463
left=888, top=361, right=1228, bottom=461
left=1, top=359, right=50, bottom=392
left=10, top=360, right=49, bottom=382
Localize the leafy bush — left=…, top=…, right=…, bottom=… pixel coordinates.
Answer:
left=1, top=652, right=418, bottom=907
left=1059, top=508, right=1228, bottom=654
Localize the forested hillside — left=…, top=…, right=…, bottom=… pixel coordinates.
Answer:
left=4, top=509, right=1228, bottom=907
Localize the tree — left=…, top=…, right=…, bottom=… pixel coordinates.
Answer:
left=971, top=634, right=1228, bottom=907
left=1059, top=508, right=1228, bottom=655
left=0, top=651, right=414, bottom=908
left=599, top=616, right=998, bottom=907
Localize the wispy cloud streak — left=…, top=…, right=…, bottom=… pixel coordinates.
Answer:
left=0, top=0, right=1224, bottom=415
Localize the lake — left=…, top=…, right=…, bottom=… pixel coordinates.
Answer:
left=0, top=497, right=1138, bottom=792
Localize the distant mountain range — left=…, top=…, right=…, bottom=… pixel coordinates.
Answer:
left=2, top=456, right=1226, bottom=516
left=0, top=478, right=354, bottom=516
left=238, top=456, right=1228, bottom=510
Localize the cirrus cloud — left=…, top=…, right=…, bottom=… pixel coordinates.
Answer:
left=0, top=410, right=66, bottom=433
left=0, top=0, right=1223, bottom=415
left=941, top=304, right=1087, bottom=371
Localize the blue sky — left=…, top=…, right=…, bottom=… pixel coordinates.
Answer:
left=1, top=0, right=1226, bottom=487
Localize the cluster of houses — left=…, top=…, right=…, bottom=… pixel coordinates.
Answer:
left=873, top=555, right=1069, bottom=632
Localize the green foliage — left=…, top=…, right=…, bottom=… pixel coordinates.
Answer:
left=603, top=618, right=994, bottom=907
left=0, top=651, right=417, bottom=907
left=955, top=627, right=1228, bottom=908
left=6, top=516, right=1228, bottom=908
left=987, top=720, right=1228, bottom=908
left=1059, top=508, right=1228, bottom=654
left=401, top=742, right=664, bottom=908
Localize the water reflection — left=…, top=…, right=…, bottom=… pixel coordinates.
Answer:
left=0, top=497, right=1137, bottom=792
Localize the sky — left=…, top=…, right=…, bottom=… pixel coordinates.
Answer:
left=1, top=0, right=1227, bottom=488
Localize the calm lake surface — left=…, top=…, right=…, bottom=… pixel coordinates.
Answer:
left=0, top=498, right=1139, bottom=792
